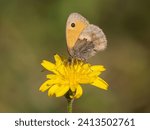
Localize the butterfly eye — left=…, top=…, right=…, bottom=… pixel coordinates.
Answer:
left=71, top=23, right=75, bottom=28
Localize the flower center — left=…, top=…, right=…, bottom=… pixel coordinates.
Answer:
left=63, top=60, right=90, bottom=86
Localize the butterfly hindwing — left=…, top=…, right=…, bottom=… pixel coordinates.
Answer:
left=70, top=39, right=95, bottom=60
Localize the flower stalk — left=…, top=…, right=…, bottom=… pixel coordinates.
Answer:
left=65, top=90, right=74, bottom=113
left=67, top=98, right=74, bottom=113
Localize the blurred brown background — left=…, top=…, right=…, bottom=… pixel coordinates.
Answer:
left=0, top=0, right=150, bottom=112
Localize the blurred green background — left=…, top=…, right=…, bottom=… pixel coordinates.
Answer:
left=0, top=0, right=150, bottom=112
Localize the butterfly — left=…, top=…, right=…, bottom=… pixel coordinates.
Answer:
left=66, top=13, right=107, bottom=61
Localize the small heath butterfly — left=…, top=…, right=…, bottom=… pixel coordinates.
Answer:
left=66, top=13, right=107, bottom=61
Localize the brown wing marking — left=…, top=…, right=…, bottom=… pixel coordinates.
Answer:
left=69, top=38, right=96, bottom=60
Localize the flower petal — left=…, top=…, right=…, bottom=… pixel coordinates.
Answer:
left=74, top=84, right=83, bottom=99
left=91, top=65, right=105, bottom=71
left=54, top=54, right=63, bottom=66
left=46, top=74, right=56, bottom=79
left=91, top=77, right=108, bottom=90
left=82, top=63, right=90, bottom=70
left=55, top=85, right=69, bottom=97
left=90, top=65, right=106, bottom=76
left=70, top=85, right=76, bottom=92
left=48, top=85, right=59, bottom=96
left=41, top=60, right=55, bottom=71
left=39, top=80, right=53, bottom=92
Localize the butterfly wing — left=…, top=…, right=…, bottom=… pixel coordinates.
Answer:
left=69, top=24, right=107, bottom=60
left=69, top=39, right=94, bottom=60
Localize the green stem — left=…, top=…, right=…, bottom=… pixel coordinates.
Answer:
left=67, top=98, right=74, bottom=113
left=65, top=90, right=74, bottom=113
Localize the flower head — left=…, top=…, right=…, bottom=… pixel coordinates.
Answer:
left=39, top=54, right=108, bottom=99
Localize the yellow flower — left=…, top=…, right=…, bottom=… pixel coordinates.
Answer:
left=39, top=54, right=108, bottom=99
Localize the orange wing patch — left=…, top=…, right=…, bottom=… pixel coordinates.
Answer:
left=66, top=21, right=88, bottom=50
